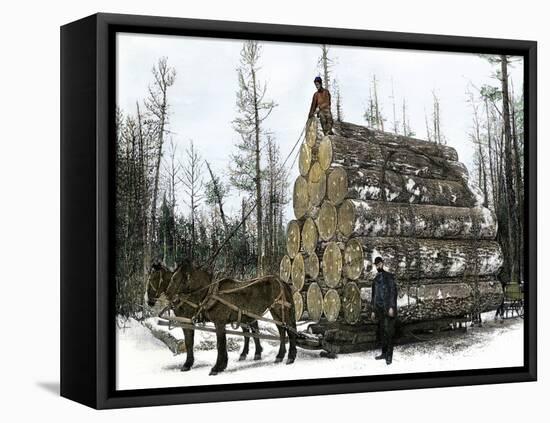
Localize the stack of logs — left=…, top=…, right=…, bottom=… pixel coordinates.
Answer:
left=279, top=119, right=504, bottom=350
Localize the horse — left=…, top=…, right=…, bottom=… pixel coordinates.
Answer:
left=154, top=261, right=297, bottom=375
left=145, top=262, right=263, bottom=365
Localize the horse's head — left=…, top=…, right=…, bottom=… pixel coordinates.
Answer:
left=145, top=261, right=172, bottom=307
left=167, top=260, right=213, bottom=300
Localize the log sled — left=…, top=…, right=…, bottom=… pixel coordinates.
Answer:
left=281, top=119, right=504, bottom=353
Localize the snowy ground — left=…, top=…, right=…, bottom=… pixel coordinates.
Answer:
left=116, top=312, right=523, bottom=391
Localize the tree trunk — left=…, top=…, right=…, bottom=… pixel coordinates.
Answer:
left=334, top=237, right=503, bottom=281
left=337, top=199, right=497, bottom=239
left=332, top=120, right=459, bottom=161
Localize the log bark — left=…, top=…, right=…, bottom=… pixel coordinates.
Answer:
left=333, top=120, right=459, bottom=161
left=286, top=220, right=302, bottom=259
left=279, top=254, right=291, bottom=282
left=301, top=217, right=318, bottom=254
left=323, top=288, right=342, bottom=322
left=340, top=166, right=476, bottom=207
left=293, top=175, right=309, bottom=219
left=308, top=162, right=326, bottom=208
left=307, top=282, right=323, bottom=321
left=321, top=241, right=343, bottom=288
left=347, top=237, right=503, bottom=280
left=337, top=199, right=498, bottom=240
left=291, top=252, right=305, bottom=291
left=316, top=201, right=338, bottom=241
left=319, top=134, right=467, bottom=180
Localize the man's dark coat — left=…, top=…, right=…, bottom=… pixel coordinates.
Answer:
left=371, top=270, right=398, bottom=315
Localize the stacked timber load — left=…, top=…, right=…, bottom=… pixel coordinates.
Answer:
left=280, top=119, right=504, bottom=331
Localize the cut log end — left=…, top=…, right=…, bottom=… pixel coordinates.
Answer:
left=279, top=255, right=292, bottom=282
left=337, top=199, right=355, bottom=238
left=291, top=252, right=305, bottom=291
left=286, top=220, right=301, bottom=259
left=299, top=143, right=312, bottom=177
left=318, top=201, right=337, bottom=241
left=342, top=282, right=362, bottom=325
left=293, top=291, right=304, bottom=321
left=306, top=119, right=318, bottom=147
left=322, top=241, right=343, bottom=288
left=323, top=289, right=342, bottom=322
left=293, top=176, right=309, bottom=219
left=344, top=238, right=364, bottom=280
left=318, top=136, right=333, bottom=171
left=305, top=253, right=320, bottom=279
left=301, top=217, right=318, bottom=254
left=327, top=167, right=348, bottom=205
left=308, top=162, right=327, bottom=208
left=307, top=282, right=323, bottom=321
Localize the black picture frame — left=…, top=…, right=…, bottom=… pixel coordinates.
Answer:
left=60, top=12, right=537, bottom=409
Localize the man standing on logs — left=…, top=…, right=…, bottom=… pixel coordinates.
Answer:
left=370, top=257, right=397, bottom=365
left=308, top=76, right=334, bottom=135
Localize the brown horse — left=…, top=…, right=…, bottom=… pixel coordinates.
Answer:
left=157, top=261, right=297, bottom=375
left=145, top=262, right=263, bottom=365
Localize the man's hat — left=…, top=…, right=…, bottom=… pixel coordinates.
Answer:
left=314, top=76, right=323, bottom=84
left=374, top=257, right=384, bottom=265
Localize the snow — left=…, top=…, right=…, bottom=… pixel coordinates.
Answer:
left=116, top=313, right=524, bottom=391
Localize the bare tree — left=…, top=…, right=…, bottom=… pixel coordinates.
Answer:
left=230, top=40, right=277, bottom=276
left=180, top=140, right=204, bottom=264
left=144, top=57, right=176, bottom=262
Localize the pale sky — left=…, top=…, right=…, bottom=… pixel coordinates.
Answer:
left=116, top=32, right=523, bottom=223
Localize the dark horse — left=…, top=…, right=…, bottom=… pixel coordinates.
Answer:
left=146, top=262, right=297, bottom=375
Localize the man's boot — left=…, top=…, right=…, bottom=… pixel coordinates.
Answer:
left=386, top=349, right=393, bottom=365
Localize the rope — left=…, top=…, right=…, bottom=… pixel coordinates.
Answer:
left=197, top=118, right=311, bottom=270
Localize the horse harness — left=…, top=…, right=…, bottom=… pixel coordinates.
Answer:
left=170, top=276, right=293, bottom=331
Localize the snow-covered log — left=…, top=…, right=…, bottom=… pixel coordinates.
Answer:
left=337, top=199, right=497, bottom=239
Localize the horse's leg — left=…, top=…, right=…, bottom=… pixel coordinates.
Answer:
left=274, top=324, right=287, bottom=363
left=239, top=326, right=250, bottom=361
left=285, top=311, right=297, bottom=365
left=251, top=321, right=263, bottom=360
left=210, top=322, right=228, bottom=376
left=181, top=328, right=195, bottom=372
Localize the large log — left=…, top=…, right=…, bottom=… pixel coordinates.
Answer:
left=330, top=165, right=476, bottom=207
left=337, top=199, right=498, bottom=240
left=342, top=281, right=362, bottom=324
left=292, top=175, right=309, bottom=219
left=291, top=252, right=305, bottom=291
left=343, top=237, right=503, bottom=280
left=319, top=134, right=468, bottom=181
left=323, top=289, right=342, bottom=322
left=279, top=255, right=291, bottom=282
left=308, top=162, right=326, bottom=208
left=304, top=252, right=320, bottom=280
left=321, top=241, right=343, bottom=288
left=305, top=118, right=319, bottom=147
left=286, top=220, right=302, bottom=259
left=298, top=143, right=312, bottom=177
left=332, top=120, right=459, bottom=161
left=359, top=280, right=503, bottom=323
left=316, top=200, right=338, bottom=241
left=293, top=291, right=304, bottom=321
left=307, top=282, right=323, bottom=321
left=301, top=217, right=319, bottom=254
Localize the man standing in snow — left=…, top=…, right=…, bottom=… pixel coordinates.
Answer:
left=370, top=256, right=398, bottom=365
left=308, top=76, right=334, bottom=135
